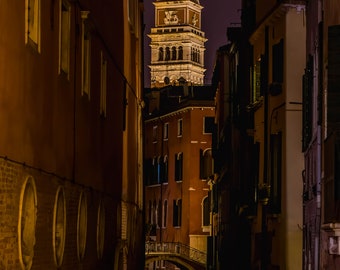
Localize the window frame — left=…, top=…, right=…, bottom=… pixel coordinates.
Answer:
left=163, top=122, right=169, bottom=141
left=202, top=196, right=210, bottom=231
left=177, top=119, right=183, bottom=137
left=59, top=0, right=71, bottom=77
left=25, top=0, right=41, bottom=52
left=100, top=51, right=107, bottom=117
left=175, top=152, right=183, bottom=182
left=81, top=11, right=91, bottom=98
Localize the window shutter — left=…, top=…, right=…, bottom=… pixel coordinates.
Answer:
left=328, top=25, right=340, bottom=131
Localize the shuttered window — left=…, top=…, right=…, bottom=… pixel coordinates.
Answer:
left=327, top=25, right=340, bottom=132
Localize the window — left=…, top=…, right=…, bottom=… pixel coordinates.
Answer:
left=157, top=156, right=162, bottom=184
left=161, top=155, right=168, bottom=183
left=100, top=51, right=107, bottom=116
left=163, top=122, right=169, bottom=140
left=59, top=0, right=71, bottom=76
left=324, top=132, right=340, bottom=222
left=25, top=0, right=41, bottom=51
left=163, top=200, right=168, bottom=228
left=53, top=187, right=66, bottom=267
left=251, top=57, right=263, bottom=103
left=177, top=119, right=183, bottom=137
left=178, top=46, right=183, bottom=60
left=157, top=200, right=162, bottom=228
left=200, top=148, right=213, bottom=180
left=175, top=152, right=183, bottom=182
left=128, top=0, right=137, bottom=32
left=165, top=47, right=170, bottom=61
left=203, top=117, right=215, bottom=134
left=172, top=46, right=177, bottom=60
left=152, top=157, right=158, bottom=184
left=302, top=55, right=313, bottom=151
left=327, top=25, right=340, bottom=134
left=81, top=11, right=91, bottom=97
left=173, top=199, right=182, bottom=227
left=153, top=125, right=158, bottom=143
left=159, top=47, right=164, bottom=61
left=269, top=132, right=282, bottom=214
left=77, top=191, right=87, bottom=261
left=202, top=196, right=210, bottom=227
left=18, top=176, right=37, bottom=270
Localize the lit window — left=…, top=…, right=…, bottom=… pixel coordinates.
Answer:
left=100, top=51, right=107, bottom=116
left=59, top=0, right=71, bottom=76
left=81, top=11, right=91, bottom=98
left=25, top=0, right=40, bottom=51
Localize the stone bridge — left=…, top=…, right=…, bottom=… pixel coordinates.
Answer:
left=145, top=241, right=206, bottom=270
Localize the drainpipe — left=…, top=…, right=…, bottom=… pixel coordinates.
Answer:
left=261, top=26, right=269, bottom=270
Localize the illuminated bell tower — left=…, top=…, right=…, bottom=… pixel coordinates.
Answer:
left=148, top=0, right=207, bottom=88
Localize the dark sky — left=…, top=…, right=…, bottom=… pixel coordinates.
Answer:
left=143, top=0, right=242, bottom=87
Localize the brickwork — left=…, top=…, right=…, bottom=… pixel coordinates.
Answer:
left=0, top=158, right=117, bottom=270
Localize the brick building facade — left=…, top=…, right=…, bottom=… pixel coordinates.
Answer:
left=0, top=0, right=144, bottom=269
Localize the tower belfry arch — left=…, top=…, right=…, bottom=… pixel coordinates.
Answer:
left=148, top=0, right=207, bottom=88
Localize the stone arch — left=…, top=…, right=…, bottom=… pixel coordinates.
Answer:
left=145, top=256, right=195, bottom=270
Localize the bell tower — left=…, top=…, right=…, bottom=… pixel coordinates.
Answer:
left=148, top=0, right=207, bottom=88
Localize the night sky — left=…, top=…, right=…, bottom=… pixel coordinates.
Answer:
left=143, top=0, right=242, bottom=87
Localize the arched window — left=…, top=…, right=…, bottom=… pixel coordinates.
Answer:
left=163, top=200, right=168, bottom=228
left=202, top=196, right=210, bottom=227
left=165, top=47, right=170, bottom=61
left=158, top=200, right=162, bottom=228
left=200, top=148, right=213, bottom=180
left=158, top=47, right=164, bottom=61
left=153, top=200, right=157, bottom=225
left=172, top=46, right=177, bottom=60
left=178, top=46, right=183, bottom=60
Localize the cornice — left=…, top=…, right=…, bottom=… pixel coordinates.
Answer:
left=249, top=2, right=306, bottom=44
left=145, top=105, right=215, bottom=123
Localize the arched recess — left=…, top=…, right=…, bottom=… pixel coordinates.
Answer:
left=18, top=175, right=37, bottom=270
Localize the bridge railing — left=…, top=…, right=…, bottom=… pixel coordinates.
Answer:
left=145, top=241, right=206, bottom=265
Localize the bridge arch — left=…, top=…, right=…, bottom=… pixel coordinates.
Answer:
left=145, top=255, right=195, bottom=270
left=145, top=242, right=206, bottom=270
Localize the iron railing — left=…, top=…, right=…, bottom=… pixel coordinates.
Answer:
left=145, top=241, right=206, bottom=265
